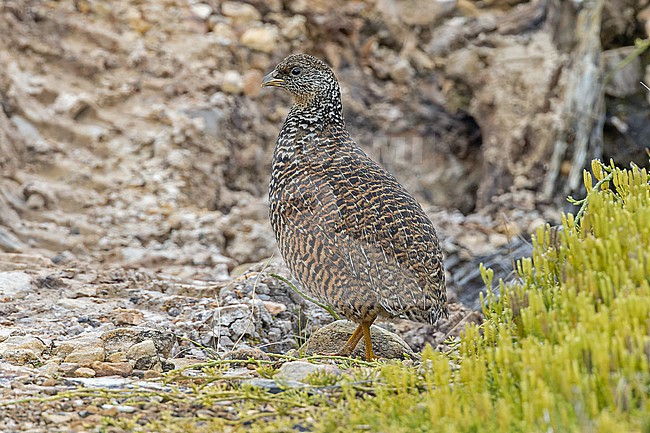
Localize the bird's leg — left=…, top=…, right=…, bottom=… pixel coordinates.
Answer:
left=361, top=322, right=376, bottom=361
left=336, top=324, right=364, bottom=356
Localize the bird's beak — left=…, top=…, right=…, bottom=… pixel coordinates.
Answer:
left=261, top=71, right=284, bottom=87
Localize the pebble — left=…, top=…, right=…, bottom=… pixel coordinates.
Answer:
left=221, top=70, right=244, bottom=94
left=64, top=347, right=106, bottom=365
left=221, top=1, right=261, bottom=25
left=190, top=3, right=213, bottom=20
left=0, top=336, right=47, bottom=365
left=0, top=271, right=32, bottom=298
left=243, top=70, right=263, bottom=97
left=74, top=367, right=97, bottom=378
left=275, top=361, right=341, bottom=383
left=91, top=361, right=133, bottom=377
left=111, top=308, right=145, bottom=326
left=240, top=25, right=279, bottom=53
left=262, top=300, right=286, bottom=316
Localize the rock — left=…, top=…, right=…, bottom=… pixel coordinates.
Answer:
left=0, top=228, right=27, bottom=253
left=301, top=320, right=417, bottom=360
left=126, top=339, right=158, bottom=369
left=240, top=25, right=279, bottom=53
left=0, top=271, right=32, bottom=298
left=64, top=347, right=106, bottom=365
left=143, top=369, right=162, bottom=379
left=223, top=347, right=270, bottom=361
left=262, top=301, right=286, bottom=316
left=603, top=47, right=643, bottom=98
left=243, top=70, right=264, bottom=97
left=275, top=361, right=341, bottom=383
left=190, top=3, right=213, bottom=20
left=280, top=15, right=307, bottom=39
left=54, top=334, right=103, bottom=359
left=0, top=336, right=46, bottom=365
left=243, top=377, right=304, bottom=393
left=106, top=351, right=127, bottom=363
left=213, top=304, right=250, bottom=327
left=58, top=362, right=81, bottom=377
left=51, top=93, right=91, bottom=118
left=221, top=1, right=261, bottom=25
left=221, top=70, right=244, bottom=94
left=377, top=0, right=457, bottom=26
left=110, top=308, right=145, bottom=326
left=74, top=367, right=97, bottom=378
left=91, top=361, right=133, bottom=377
left=100, top=328, right=175, bottom=358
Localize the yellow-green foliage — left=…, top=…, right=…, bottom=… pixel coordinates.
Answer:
left=309, top=160, right=650, bottom=433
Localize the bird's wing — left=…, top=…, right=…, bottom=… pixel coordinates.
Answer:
left=292, top=131, right=447, bottom=322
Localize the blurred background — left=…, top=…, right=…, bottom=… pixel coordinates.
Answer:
left=0, top=0, right=648, bottom=340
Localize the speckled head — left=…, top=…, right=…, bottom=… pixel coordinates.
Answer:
left=261, top=54, right=338, bottom=105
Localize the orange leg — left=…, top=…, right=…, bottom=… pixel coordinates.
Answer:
left=361, top=322, right=375, bottom=361
left=337, top=323, right=364, bottom=356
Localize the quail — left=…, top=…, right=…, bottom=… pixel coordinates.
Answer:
left=262, top=54, right=448, bottom=360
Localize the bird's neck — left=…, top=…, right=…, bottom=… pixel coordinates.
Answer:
left=285, top=85, right=345, bottom=133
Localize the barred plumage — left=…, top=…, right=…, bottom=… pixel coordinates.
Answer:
left=263, top=54, right=448, bottom=360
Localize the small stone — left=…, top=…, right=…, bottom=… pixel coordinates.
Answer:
left=126, top=339, right=158, bottom=369
left=64, top=347, right=106, bottom=365
left=54, top=334, right=103, bottom=359
left=43, top=413, right=76, bottom=424
left=262, top=301, right=286, bottom=316
left=275, top=361, right=341, bottom=383
left=111, top=308, right=145, bottom=326
left=58, top=362, right=81, bottom=376
left=213, top=304, right=250, bottom=327
left=190, top=3, right=213, bottom=20
left=25, top=193, right=46, bottom=210
left=0, top=336, right=46, bottom=365
left=143, top=369, right=162, bottom=379
left=243, top=70, right=264, bottom=97
left=106, top=352, right=127, bottom=363
left=280, top=15, right=307, bottom=39
left=74, top=367, right=97, bottom=378
left=0, top=271, right=32, bottom=298
left=244, top=378, right=304, bottom=393
left=221, top=70, right=244, bottom=94
left=221, top=1, right=261, bottom=25
left=91, top=361, right=133, bottom=377
left=301, top=320, right=417, bottom=360
left=603, top=47, right=643, bottom=98
left=240, top=25, right=279, bottom=53
left=101, top=328, right=175, bottom=358
left=51, top=93, right=91, bottom=118
left=389, top=58, right=414, bottom=84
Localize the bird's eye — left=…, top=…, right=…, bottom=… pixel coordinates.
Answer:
left=291, top=67, right=301, bottom=76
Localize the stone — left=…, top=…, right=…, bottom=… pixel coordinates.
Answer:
left=64, top=347, right=106, bottom=365
left=110, top=308, right=145, bottom=326
left=300, top=320, right=417, bottom=360
left=91, top=361, right=133, bottom=377
left=377, top=0, right=457, bottom=26
left=275, top=361, right=341, bottom=383
left=223, top=347, right=270, bottom=361
left=106, top=351, right=127, bottom=363
left=262, top=300, right=286, bottom=316
left=240, top=25, right=279, bottom=53
left=126, top=339, right=158, bottom=369
left=603, top=47, right=643, bottom=98
left=0, top=271, right=32, bottom=298
left=100, top=328, right=175, bottom=358
left=243, top=377, right=304, bottom=393
left=221, top=1, right=261, bottom=25
left=243, top=70, right=264, bottom=97
left=213, top=304, right=250, bottom=327
left=54, top=334, right=103, bottom=358
left=221, top=70, right=244, bottom=94
left=0, top=336, right=46, bottom=365
left=58, top=362, right=81, bottom=376
left=190, top=3, right=213, bottom=20
left=51, top=93, right=91, bottom=118
left=74, top=367, right=97, bottom=378
left=280, top=15, right=307, bottom=39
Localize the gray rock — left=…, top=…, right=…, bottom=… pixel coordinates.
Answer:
left=300, top=320, right=417, bottom=360
left=126, top=339, right=159, bottom=369
left=0, top=336, right=46, bottom=365
left=213, top=304, right=250, bottom=327
left=243, top=378, right=304, bottom=394
left=100, top=328, right=175, bottom=358
left=0, top=271, right=32, bottom=298
left=275, top=361, right=341, bottom=383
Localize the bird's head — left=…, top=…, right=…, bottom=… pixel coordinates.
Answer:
left=261, top=54, right=338, bottom=106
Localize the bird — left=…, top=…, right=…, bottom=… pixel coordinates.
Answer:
left=262, top=53, right=448, bottom=360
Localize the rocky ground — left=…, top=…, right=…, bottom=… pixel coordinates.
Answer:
left=0, top=0, right=648, bottom=431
